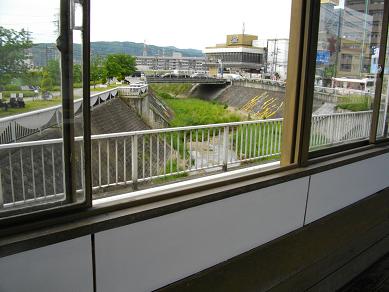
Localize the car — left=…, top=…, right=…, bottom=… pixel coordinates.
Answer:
left=161, top=73, right=178, bottom=78
left=190, top=73, right=207, bottom=78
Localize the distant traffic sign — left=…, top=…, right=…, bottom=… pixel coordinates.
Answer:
left=316, top=51, right=330, bottom=65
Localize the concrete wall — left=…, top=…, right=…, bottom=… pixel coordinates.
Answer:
left=1, top=153, right=388, bottom=292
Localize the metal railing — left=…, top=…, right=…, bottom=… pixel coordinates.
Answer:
left=0, top=119, right=282, bottom=210
left=0, top=88, right=121, bottom=144
left=119, top=84, right=148, bottom=97
left=1, top=109, right=381, bottom=211
left=310, top=111, right=371, bottom=147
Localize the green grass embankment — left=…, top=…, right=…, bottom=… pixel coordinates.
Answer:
left=0, top=98, right=62, bottom=118
left=336, top=95, right=371, bottom=112
left=150, top=83, right=193, bottom=97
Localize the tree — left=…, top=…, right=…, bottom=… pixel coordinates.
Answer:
left=73, top=64, right=82, bottom=84
left=90, top=55, right=106, bottom=87
left=41, top=71, right=53, bottom=92
left=23, top=70, right=42, bottom=88
left=46, top=59, right=61, bottom=86
left=0, top=26, right=33, bottom=88
left=104, top=54, right=136, bottom=81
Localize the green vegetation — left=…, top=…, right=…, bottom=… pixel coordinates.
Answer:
left=153, top=159, right=189, bottom=184
left=0, top=98, right=62, bottom=118
left=90, top=84, right=120, bottom=92
left=233, top=123, right=282, bottom=162
left=90, top=55, right=107, bottom=87
left=161, top=94, right=241, bottom=127
left=0, top=26, right=33, bottom=88
left=105, top=54, right=136, bottom=81
left=150, top=83, right=193, bottom=97
left=336, top=95, right=370, bottom=112
left=168, top=98, right=241, bottom=126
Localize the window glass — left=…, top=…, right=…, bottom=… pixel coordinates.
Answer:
left=89, top=0, right=292, bottom=201
left=0, top=0, right=85, bottom=216
left=310, top=0, right=385, bottom=151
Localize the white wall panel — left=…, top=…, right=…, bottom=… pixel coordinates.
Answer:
left=305, top=153, right=389, bottom=224
left=0, top=236, right=93, bottom=292
left=95, top=177, right=309, bottom=292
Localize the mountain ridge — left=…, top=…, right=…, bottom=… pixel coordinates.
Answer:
left=30, top=41, right=204, bottom=66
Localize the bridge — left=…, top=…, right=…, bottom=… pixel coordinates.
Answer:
left=146, top=76, right=228, bottom=84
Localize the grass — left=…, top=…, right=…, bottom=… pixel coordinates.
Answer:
left=336, top=95, right=370, bottom=112
left=90, top=84, right=121, bottom=92
left=161, top=95, right=242, bottom=127
left=150, top=83, right=193, bottom=97
left=233, top=122, right=282, bottom=162
left=152, top=159, right=189, bottom=184
left=0, top=98, right=62, bottom=118
left=0, top=85, right=121, bottom=118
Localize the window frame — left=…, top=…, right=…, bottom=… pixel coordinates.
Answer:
left=0, top=0, right=91, bottom=225
left=302, top=0, right=389, bottom=161
left=1, top=0, right=389, bottom=229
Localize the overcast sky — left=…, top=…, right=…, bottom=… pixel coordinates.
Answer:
left=0, top=0, right=292, bottom=50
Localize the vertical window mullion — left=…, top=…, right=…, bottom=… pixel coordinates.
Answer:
left=369, top=0, right=389, bottom=143
left=59, top=0, right=76, bottom=202
left=82, top=0, right=92, bottom=207
left=280, top=0, right=320, bottom=167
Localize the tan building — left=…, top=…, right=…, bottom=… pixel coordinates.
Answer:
left=203, top=34, right=266, bottom=76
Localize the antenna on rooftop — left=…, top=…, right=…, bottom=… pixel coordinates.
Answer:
left=242, top=22, right=245, bottom=36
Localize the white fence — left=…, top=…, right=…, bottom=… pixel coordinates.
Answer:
left=0, top=110, right=381, bottom=211
left=0, top=86, right=152, bottom=144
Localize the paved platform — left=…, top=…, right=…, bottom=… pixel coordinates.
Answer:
left=340, top=252, right=389, bottom=291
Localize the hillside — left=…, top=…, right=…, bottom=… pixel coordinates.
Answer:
left=31, top=41, right=204, bottom=66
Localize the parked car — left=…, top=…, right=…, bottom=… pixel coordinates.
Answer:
left=162, top=73, right=178, bottom=78
left=190, top=73, right=207, bottom=78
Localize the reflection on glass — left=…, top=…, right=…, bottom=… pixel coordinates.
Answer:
left=310, top=0, right=384, bottom=151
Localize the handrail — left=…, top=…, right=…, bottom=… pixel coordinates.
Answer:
left=0, top=111, right=376, bottom=150
left=0, top=87, right=119, bottom=123
left=0, top=110, right=381, bottom=211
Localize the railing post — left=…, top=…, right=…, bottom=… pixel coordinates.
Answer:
left=56, top=109, right=61, bottom=126
left=132, top=135, right=138, bottom=190
left=223, top=126, right=229, bottom=171
left=0, top=168, right=3, bottom=208
left=11, top=121, right=16, bottom=142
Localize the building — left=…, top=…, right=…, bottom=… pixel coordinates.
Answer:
left=317, top=0, right=377, bottom=79
left=346, top=0, right=386, bottom=74
left=203, top=34, right=266, bottom=76
left=135, top=55, right=206, bottom=73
